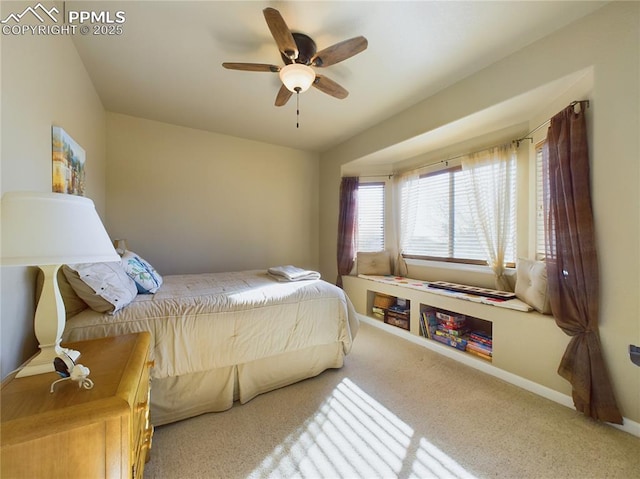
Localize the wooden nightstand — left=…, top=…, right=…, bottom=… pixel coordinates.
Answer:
left=1, top=332, right=153, bottom=479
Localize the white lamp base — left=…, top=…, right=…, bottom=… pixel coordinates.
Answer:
left=16, top=347, right=80, bottom=378
left=15, top=264, right=79, bottom=378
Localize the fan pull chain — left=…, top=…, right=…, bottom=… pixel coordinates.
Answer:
left=296, top=90, right=300, bottom=128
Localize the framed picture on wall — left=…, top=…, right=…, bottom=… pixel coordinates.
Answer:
left=51, top=126, right=85, bottom=196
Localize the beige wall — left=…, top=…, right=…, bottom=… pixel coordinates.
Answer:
left=319, top=2, right=640, bottom=423
left=1, top=0, right=637, bottom=426
left=105, top=113, right=320, bottom=276
left=0, top=3, right=107, bottom=377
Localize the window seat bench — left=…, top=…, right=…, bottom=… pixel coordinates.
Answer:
left=342, top=274, right=573, bottom=404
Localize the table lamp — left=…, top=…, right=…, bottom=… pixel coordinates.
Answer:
left=1, top=191, right=119, bottom=377
left=113, top=238, right=128, bottom=256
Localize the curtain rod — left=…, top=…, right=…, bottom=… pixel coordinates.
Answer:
left=416, top=152, right=468, bottom=171
left=399, top=100, right=591, bottom=174
left=350, top=100, right=590, bottom=179
left=354, top=155, right=465, bottom=179
left=513, top=100, right=590, bottom=147
left=358, top=173, right=394, bottom=179
left=400, top=136, right=525, bottom=174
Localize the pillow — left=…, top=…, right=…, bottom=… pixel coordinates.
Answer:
left=63, top=262, right=138, bottom=314
left=121, top=250, right=163, bottom=294
left=515, top=258, right=552, bottom=314
left=357, top=251, right=391, bottom=275
left=36, top=268, right=88, bottom=319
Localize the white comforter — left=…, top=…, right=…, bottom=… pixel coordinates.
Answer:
left=62, top=270, right=359, bottom=382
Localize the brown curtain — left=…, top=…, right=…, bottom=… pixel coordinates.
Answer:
left=544, top=104, right=622, bottom=424
left=336, top=177, right=359, bottom=288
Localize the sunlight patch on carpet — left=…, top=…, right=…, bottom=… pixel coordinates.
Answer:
left=410, top=438, right=478, bottom=478
left=248, top=378, right=476, bottom=478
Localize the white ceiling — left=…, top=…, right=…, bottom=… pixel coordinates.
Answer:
left=70, top=1, right=607, bottom=154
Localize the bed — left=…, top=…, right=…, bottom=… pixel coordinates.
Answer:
left=61, top=268, right=359, bottom=426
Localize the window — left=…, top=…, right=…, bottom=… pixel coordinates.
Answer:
left=402, top=163, right=516, bottom=265
left=356, top=182, right=385, bottom=252
left=535, top=140, right=549, bottom=260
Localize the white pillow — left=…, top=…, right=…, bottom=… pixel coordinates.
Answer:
left=515, top=258, right=552, bottom=314
left=357, top=251, right=391, bottom=275
left=63, top=262, right=138, bottom=314
left=121, top=250, right=163, bottom=294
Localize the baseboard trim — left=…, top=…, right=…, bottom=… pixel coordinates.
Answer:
left=358, top=313, right=640, bottom=438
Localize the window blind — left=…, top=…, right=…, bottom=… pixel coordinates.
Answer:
left=403, top=164, right=516, bottom=265
left=535, top=141, right=548, bottom=260
left=357, top=182, right=385, bottom=252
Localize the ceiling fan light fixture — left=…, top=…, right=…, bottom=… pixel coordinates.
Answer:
left=279, top=64, right=315, bottom=93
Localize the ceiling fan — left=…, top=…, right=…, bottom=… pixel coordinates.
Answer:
left=222, top=7, right=368, bottom=107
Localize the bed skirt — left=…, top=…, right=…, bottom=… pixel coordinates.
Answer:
left=151, top=342, right=344, bottom=425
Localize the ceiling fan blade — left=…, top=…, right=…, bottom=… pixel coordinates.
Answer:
left=312, top=75, right=349, bottom=100
left=311, top=36, right=368, bottom=67
left=222, top=63, right=280, bottom=73
left=263, top=7, right=298, bottom=62
left=275, top=84, right=293, bottom=107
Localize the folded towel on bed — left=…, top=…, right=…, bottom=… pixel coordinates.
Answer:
left=268, top=265, right=321, bottom=282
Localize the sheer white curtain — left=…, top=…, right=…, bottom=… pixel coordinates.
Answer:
left=392, top=171, right=420, bottom=276
left=461, top=144, right=516, bottom=291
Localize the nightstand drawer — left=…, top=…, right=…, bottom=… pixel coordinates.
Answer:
left=132, top=358, right=153, bottom=479
left=1, top=332, right=152, bottom=479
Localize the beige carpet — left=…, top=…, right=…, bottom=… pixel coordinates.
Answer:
left=144, top=321, right=639, bottom=479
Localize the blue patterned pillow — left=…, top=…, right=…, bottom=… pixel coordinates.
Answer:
left=121, top=250, right=163, bottom=294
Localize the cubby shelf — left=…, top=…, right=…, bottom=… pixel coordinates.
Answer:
left=368, top=289, right=493, bottom=362
left=343, top=274, right=568, bottom=392
left=419, top=304, right=493, bottom=362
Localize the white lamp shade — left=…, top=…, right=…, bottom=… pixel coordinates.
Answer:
left=279, top=64, right=316, bottom=93
left=1, top=191, right=119, bottom=266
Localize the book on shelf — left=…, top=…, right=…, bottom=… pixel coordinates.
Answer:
left=432, top=333, right=467, bottom=351
left=385, top=314, right=409, bottom=330
left=470, top=330, right=492, bottom=339
left=419, top=313, right=427, bottom=338
left=469, top=340, right=492, bottom=349
left=436, top=315, right=467, bottom=328
left=421, top=311, right=437, bottom=339
left=469, top=331, right=493, bottom=345
left=386, top=311, right=410, bottom=324
left=466, top=341, right=492, bottom=356
left=435, top=311, right=465, bottom=323
left=396, top=298, right=409, bottom=309
left=437, top=318, right=467, bottom=327
left=469, top=337, right=492, bottom=348
left=431, top=333, right=448, bottom=345
left=436, top=324, right=470, bottom=336
left=387, top=307, right=410, bottom=315
left=434, top=330, right=468, bottom=346
left=465, top=347, right=492, bottom=361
